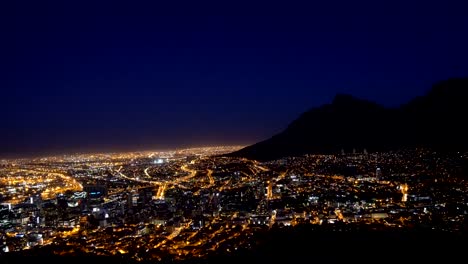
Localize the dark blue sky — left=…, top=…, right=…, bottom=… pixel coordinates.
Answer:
left=2, top=0, right=468, bottom=157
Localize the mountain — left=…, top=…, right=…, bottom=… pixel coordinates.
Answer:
left=227, top=78, right=468, bottom=161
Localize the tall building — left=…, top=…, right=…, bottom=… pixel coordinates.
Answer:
left=84, top=185, right=108, bottom=204
left=375, top=167, right=382, bottom=180
left=138, top=187, right=154, bottom=206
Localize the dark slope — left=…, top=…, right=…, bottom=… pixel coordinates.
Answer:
left=227, top=78, right=468, bottom=161
left=2, top=224, right=466, bottom=264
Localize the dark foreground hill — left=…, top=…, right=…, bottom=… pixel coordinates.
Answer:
left=227, top=78, right=468, bottom=161
left=1, top=224, right=467, bottom=264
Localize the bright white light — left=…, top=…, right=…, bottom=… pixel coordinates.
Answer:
left=154, top=158, right=164, bottom=164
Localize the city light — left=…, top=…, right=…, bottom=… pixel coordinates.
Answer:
left=0, top=147, right=466, bottom=261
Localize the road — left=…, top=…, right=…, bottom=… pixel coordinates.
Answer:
left=267, top=181, right=273, bottom=200
left=115, top=160, right=200, bottom=200
left=400, top=183, right=408, bottom=202
left=207, top=169, right=214, bottom=185
left=153, top=220, right=193, bottom=249
left=269, top=210, right=277, bottom=228
left=252, top=162, right=270, bottom=172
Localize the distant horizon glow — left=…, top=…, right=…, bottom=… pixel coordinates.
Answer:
left=0, top=145, right=247, bottom=160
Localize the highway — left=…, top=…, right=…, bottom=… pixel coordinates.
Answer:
left=115, top=160, right=200, bottom=200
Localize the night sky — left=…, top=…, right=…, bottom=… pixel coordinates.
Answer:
left=2, top=0, right=468, bottom=158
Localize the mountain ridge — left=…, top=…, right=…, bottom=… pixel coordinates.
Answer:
left=226, top=78, right=468, bottom=161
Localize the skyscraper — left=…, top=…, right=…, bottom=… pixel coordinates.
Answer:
left=376, top=167, right=382, bottom=180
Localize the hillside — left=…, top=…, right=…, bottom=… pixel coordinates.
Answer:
left=227, top=78, right=468, bottom=161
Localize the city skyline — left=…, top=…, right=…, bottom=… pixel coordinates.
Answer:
left=3, top=1, right=468, bottom=262
left=1, top=146, right=466, bottom=262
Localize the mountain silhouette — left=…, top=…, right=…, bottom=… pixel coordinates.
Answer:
left=227, top=78, right=468, bottom=161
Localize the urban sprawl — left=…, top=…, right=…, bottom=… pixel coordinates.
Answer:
left=0, top=146, right=467, bottom=261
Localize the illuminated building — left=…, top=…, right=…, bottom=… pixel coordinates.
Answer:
left=376, top=167, right=382, bottom=180
left=84, top=185, right=108, bottom=203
